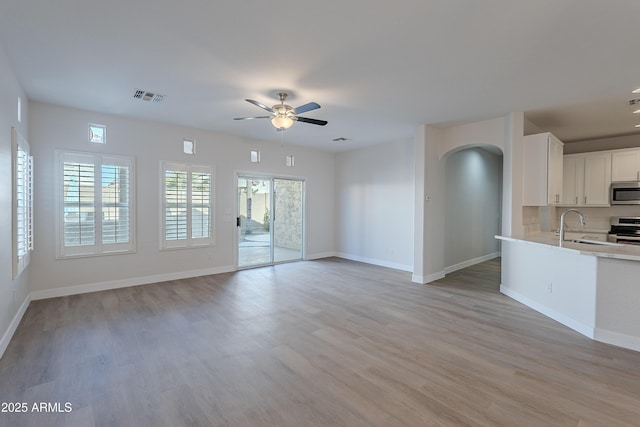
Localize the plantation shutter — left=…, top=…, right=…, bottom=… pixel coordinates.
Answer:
left=57, top=151, right=135, bottom=257
left=12, top=128, right=33, bottom=278
left=161, top=161, right=214, bottom=249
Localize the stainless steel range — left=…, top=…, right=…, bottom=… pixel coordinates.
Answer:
left=608, top=217, right=640, bottom=245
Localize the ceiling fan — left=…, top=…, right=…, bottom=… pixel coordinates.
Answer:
left=234, top=92, right=327, bottom=130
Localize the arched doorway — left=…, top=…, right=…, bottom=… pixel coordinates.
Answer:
left=442, top=145, right=503, bottom=274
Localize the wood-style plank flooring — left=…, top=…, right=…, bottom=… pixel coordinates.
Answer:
left=1, top=257, right=640, bottom=426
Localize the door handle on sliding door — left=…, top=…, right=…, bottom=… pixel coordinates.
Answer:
left=236, top=216, right=241, bottom=227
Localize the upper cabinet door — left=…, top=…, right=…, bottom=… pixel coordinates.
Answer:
left=611, top=150, right=640, bottom=182
left=560, top=152, right=611, bottom=207
left=547, top=134, right=564, bottom=205
left=583, top=152, right=611, bottom=206
left=561, top=154, right=583, bottom=206
left=523, top=132, right=564, bottom=206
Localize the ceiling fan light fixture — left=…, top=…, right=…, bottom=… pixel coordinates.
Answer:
left=271, top=115, right=294, bottom=129
left=236, top=91, right=324, bottom=130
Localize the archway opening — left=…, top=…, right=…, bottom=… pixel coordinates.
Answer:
left=443, top=145, right=503, bottom=274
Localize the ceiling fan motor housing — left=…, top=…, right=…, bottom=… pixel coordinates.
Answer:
left=273, top=104, right=294, bottom=117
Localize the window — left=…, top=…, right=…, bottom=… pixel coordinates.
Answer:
left=89, top=124, right=106, bottom=144
left=250, top=150, right=260, bottom=163
left=183, top=138, right=195, bottom=155
left=12, top=128, right=33, bottom=278
left=286, top=154, right=295, bottom=167
left=56, top=151, right=135, bottom=258
left=161, top=161, right=214, bottom=249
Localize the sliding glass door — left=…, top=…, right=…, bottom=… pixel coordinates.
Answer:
left=237, top=176, right=303, bottom=268
left=273, top=178, right=303, bottom=263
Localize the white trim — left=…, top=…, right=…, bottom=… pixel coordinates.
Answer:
left=0, top=294, right=30, bottom=359
left=31, top=264, right=235, bottom=301
left=412, top=271, right=446, bottom=284
left=500, top=284, right=595, bottom=339
left=444, top=252, right=501, bottom=274
left=594, top=328, right=640, bottom=353
left=502, top=284, right=640, bottom=352
left=335, top=252, right=413, bottom=272
left=305, top=251, right=336, bottom=260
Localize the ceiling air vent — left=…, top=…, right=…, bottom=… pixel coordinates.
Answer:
left=134, top=89, right=165, bottom=103
left=629, top=99, right=640, bottom=106
left=332, top=137, right=350, bottom=142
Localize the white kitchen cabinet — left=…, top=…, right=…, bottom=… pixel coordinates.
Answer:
left=611, top=149, right=640, bottom=182
left=561, top=154, right=584, bottom=205
left=523, top=132, right=564, bottom=206
left=583, top=152, right=612, bottom=205
left=562, top=152, right=612, bottom=206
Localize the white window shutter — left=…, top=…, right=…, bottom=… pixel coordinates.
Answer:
left=161, top=161, right=214, bottom=249
left=56, top=151, right=135, bottom=258
left=12, top=128, right=33, bottom=278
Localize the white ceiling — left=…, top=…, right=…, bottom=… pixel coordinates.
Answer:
left=2, top=0, right=640, bottom=152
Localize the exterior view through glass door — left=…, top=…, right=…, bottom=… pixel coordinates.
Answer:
left=237, top=176, right=303, bottom=268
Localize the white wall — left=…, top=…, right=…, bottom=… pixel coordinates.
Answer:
left=413, top=116, right=512, bottom=283
left=596, top=257, right=640, bottom=351
left=28, top=102, right=335, bottom=297
left=440, top=116, right=506, bottom=157
left=0, top=42, right=30, bottom=357
left=500, top=239, right=597, bottom=337
left=335, top=139, right=414, bottom=271
left=444, top=147, right=502, bottom=271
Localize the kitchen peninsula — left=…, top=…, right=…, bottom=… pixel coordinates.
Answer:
left=497, top=233, right=640, bottom=352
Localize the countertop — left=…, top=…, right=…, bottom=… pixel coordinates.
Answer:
left=496, top=232, right=640, bottom=262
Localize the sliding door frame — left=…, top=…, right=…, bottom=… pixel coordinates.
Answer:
left=235, top=171, right=306, bottom=270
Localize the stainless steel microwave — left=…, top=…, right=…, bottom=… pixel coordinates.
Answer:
left=611, top=182, right=640, bottom=205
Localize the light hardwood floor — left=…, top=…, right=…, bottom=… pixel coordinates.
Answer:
left=1, top=257, right=640, bottom=426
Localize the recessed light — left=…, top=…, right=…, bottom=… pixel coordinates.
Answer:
left=634, top=110, right=640, bottom=114
left=633, top=88, right=640, bottom=94
left=635, top=124, right=640, bottom=128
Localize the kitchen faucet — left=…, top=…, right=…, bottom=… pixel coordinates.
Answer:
left=559, top=209, right=586, bottom=247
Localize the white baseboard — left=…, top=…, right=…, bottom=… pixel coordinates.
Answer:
left=31, top=264, right=236, bottom=301
left=335, top=252, right=413, bottom=272
left=305, top=251, right=336, bottom=260
left=412, top=271, right=446, bottom=284
left=444, top=252, right=501, bottom=274
left=0, top=294, right=30, bottom=359
left=594, top=328, right=640, bottom=352
left=500, top=285, right=595, bottom=339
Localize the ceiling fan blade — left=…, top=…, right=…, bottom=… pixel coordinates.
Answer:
left=294, top=102, right=321, bottom=115
left=233, top=116, right=271, bottom=120
left=295, top=116, right=328, bottom=126
left=245, top=99, right=274, bottom=113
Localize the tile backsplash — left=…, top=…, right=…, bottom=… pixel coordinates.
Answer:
left=522, top=206, right=542, bottom=234
left=523, top=205, right=640, bottom=234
